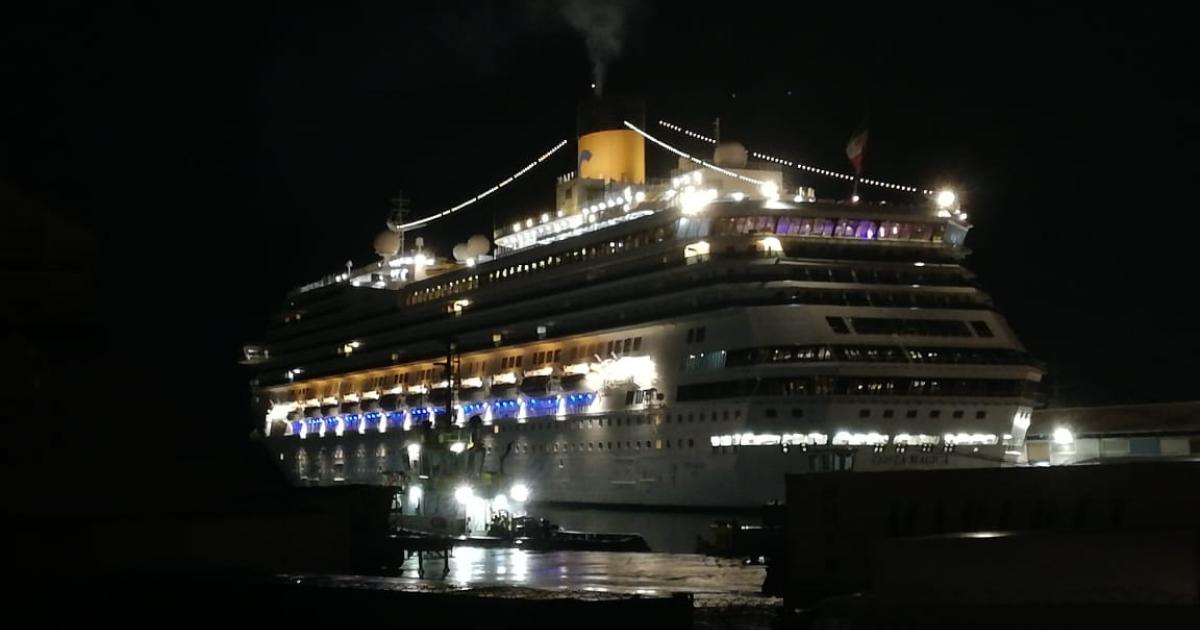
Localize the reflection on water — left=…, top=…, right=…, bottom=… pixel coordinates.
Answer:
left=296, top=506, right=775, bottom=606
left=533, top=505, right=762, bottom=553
left=305, top=548, right=767, bottom=604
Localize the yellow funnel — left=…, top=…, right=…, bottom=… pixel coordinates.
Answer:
left=578, top=129, right=645, bottom=184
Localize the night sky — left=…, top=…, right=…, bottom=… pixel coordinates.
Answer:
left=4, top=3, right=1197, bottom=503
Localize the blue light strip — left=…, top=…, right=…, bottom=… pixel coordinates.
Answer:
left=288, top=393, right=598, bottom=436
left=565, top=392, right=597, bottom=406
left=530, top=395, right=560, bottom=409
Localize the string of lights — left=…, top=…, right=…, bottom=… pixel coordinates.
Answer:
left=657, top=120, right=716, bottom=144
left=398, top=139, right=569, bottom=230
left=656, top=119, right=933, bottom=195
left=622, top=121, right=765, bottom=186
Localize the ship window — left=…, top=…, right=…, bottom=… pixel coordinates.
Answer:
left=686, top=329, right=694, bottom=343
left=883, top=409, right=895, bottom=418
left=554, top=349, right=561, bottom=362
left=696, top=327, right=706, bottom=342
left=688, top=413, right=694, bottom=422
left=906, top=409, right=918, bottom=419
left=791, top=408, right=804, bottom=418
left=953, top=410, right=964, bottom=419
left=851, top=317, right=973, bottom=337
left=723, top=410, right=731, bottom=420
left=968, top=321, right=995, bottom=337
left=765, top=408, right=778, bottom=419
left=516, top=356, right=523, bottom=367
left=859, top=409, right=871, bottom=418
left=929, top=410, right=941, bottom=419
left=633, top=337, right=642, bottom=352
left=688, top=438, right=695, bottom=448
left=826, top=317, right=851, bottom=334
left=976, top=410, right=987, bottom=419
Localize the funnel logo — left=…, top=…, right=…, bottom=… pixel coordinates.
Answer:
left=578, top=149, right=593, bottom=168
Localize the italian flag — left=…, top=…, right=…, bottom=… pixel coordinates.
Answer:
left=845, top=125, right=868, bottom=175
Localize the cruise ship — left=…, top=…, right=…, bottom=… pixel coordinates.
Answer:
left=244, top=98, right=1043, bottom=512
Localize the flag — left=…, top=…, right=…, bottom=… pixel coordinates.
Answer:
left=845, top=125, right=868, bottom=175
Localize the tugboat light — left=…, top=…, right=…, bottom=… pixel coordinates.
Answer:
left=511, top=483, right=530, bottom=503
left=935, top=189, right=957, bottom=209
left=455, top=484, right=474, bottom=504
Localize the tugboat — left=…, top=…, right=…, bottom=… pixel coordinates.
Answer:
left=380, top=409, right=651, bottom=554
left=695, top=504, right=784, bottom=563
left=486, top=511, right=650, bottom=552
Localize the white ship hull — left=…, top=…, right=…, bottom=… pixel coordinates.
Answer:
left=271, top=400, right=1025, bottom=509
left=250, top=117, right=1043, bottom=513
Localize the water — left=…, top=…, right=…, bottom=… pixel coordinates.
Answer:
left=380, top=502, right=775, bottom=609
left=534, top=505, right=762, bottom=553
left=291, top=547, right=771, bottom=607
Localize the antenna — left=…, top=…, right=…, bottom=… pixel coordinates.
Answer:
left=713, top=117, right=721, bottom=144
left=388, top=192, right=411, bottom=255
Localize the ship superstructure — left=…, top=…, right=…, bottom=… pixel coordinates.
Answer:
left=244, top=98, right=1042, bottom=510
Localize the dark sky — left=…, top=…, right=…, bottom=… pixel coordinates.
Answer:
left=4, top=2, right=1198, bottom=494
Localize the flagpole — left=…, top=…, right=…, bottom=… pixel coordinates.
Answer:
left=846, top=114, right=868, bottom=202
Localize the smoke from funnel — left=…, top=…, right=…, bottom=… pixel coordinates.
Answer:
left=560, top=0, right=631, bottom=96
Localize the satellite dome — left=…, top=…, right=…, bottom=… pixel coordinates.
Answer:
left=466, top=234, right=490, bottom=257
left=713, top=141, right=748, bottom=169
left=452, top=243, right=470, bottom=262
left=374, top=231, right=401, bottom=257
